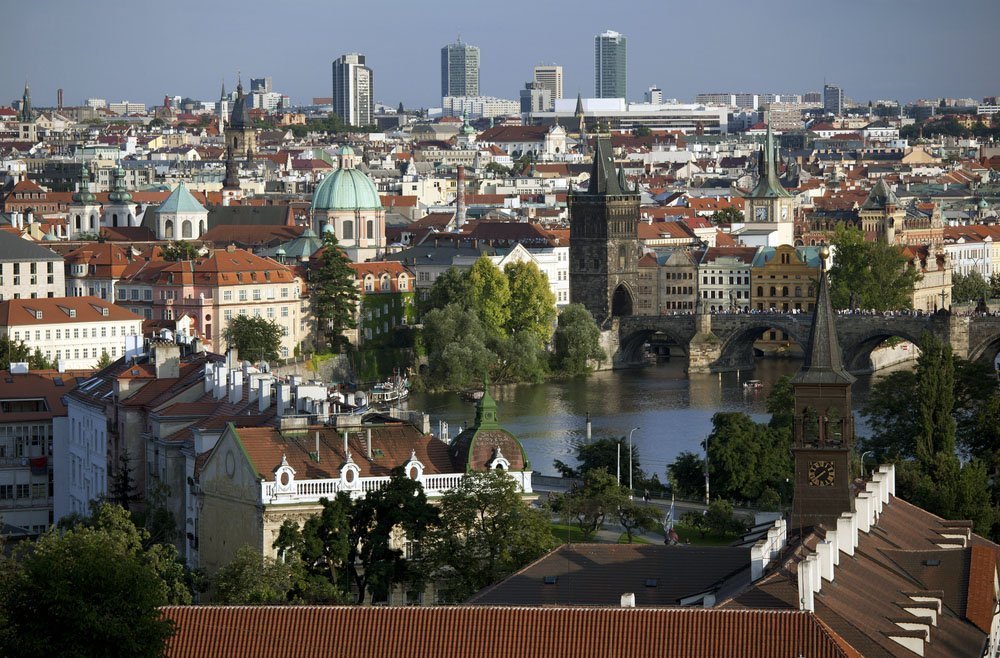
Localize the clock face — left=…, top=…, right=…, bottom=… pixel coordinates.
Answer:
left=754, top=206, right=769, bottom=221
left=781, top=206, right=788, bottom=221
left=808, top=461, right=835, bottom=487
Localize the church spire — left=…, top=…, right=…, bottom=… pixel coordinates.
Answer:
left=20, top=80, right=32, bottom=123
left=793, top=245, right=854, bottom=386
left=587, top=134, right=625, bottom=195
left=749, top=122, right=792, bottom=199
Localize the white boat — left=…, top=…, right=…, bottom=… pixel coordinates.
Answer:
left=368, top=378, right=409, bottom=405
left=743, top=379, right=763, bottom=390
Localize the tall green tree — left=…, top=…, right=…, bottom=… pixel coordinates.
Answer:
left=667, top=451, right=706, bottom=499
left=553, top=436, right=642, bottom=486
left=0, top=503, right=183, bottom=657
left=828, top=225, right=921, bottom=311
left=552, top=304, right=606, bottom=375
left=860, top=369, right=921, bottom=458
left=504, top=261, right=557, bottom=343
left=0, top=335, right=34, bottom=370
left=422, top=304, right=496, bottom=389
left=223, top=315, right=283, bottom=362
left=705, top=412, right=793, bottom=505
left=466, top=256, right=511, bottom=335
left=311, top=233, right=360, bottom=351
left=346, top=468, right=438, bottom=604
left=952, top=271, right=990, bottom=304
left=273, top=494, right=352, bottom=602
left=915, top=332, right=956, bottom=468
left=425, top=471, right=555, bottom=601
left=617, top=498, right=663, bottom=543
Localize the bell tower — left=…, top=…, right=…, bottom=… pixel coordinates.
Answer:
left=568, top=132, right=640, bottom=326
left=743, top=121, right=794, bottom=245
left=791, top=245, right=856, bottom=530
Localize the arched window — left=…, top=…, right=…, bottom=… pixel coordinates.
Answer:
left=342, top=219, right=354, bottom=240
left=769, top=286, right=776, bottom=296
left=803, top=408, right=820, bottom=445
left=112, top=213, right=118, bottom=227
left=826, top=408, right=843, bottom=445
left=181, top=220, right=192, bottom=239
left=795, top=286, right=802, bottom=297
left=164, top=219, right=174, bottom=239
left=199, top=220, right=206, bottom=236
left=782, top=286, right=789, bottom=297
left=75, top=215, right=81, bottom=230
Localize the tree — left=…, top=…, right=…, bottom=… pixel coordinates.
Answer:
left=493, top=331, right=549, bottom=384
left=223, top=315, right=283, bottom=362
left=766, top=375, right=795, bottom=430
left=704, top=498, right=745, bottom=536
left=504, top=261, right=557, bottom=344
left=552, top=468, right=627, bottom=540
left=0, top=503, right=182, bottom=657
left=0, top=335, right=33, bottom=370
left=310, top=233, right=359, bottom=351
left=828, top=225, right=921, bottom=311
left=710, top=207, right=744, bottom=225
left=423, top=266, right=471, bottom=314
left=553, top=436, right=642, bottom=486
left=667, top=451, right=706, bottom=499
left=705, top=412, right=793, bottom=505
left=915, top=332, right=956, bottom=468
left=617, top=499, right=662, bottom=543
left=860, top=369, right=920, bottom=458
left=273, top=494, right=352, bottom=602
left=952, top=271, right=990, bottom=304
left=346, top=468, right=438, bottom=604
left=552, top=304, right=605, bottom=375
left=465, top=257, right=511, bottom=336
left=422, top=304, right=495, bottom=390
left=160, top=241, right=201, bottom=261
left=212, top=546, right=298, bottom=604
left=96, top=349, right=113, bottom=369
left=425, top=471, right=555, bottom=601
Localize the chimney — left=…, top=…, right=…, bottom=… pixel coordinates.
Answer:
left=837, top=513, right=856, bottom=557
left=213, top=365, right=229, bottom=400
left=153, top=342, right=180, bottom=379
left=366, top=428, right=372, bottom=461
left=203, top=363, right=215, bottom=393
left=258, top=378, right=272, bottom=413
left=275, top=383, right=290, bottom=416
left=314, top=431, right=321, bottom=463
left=228, top=369, right=243, bottom=404
left=816, top=540, right=834, bottom=582
left=248, top=374, right=260, bottom=403
left=620, top=593, right=635, bottom=608
left=825, top=529, right=840, bottom=568
left=797, top=557, right=815, bottom=612
left=856, top=494, right=872, bottom=533
left=26, top=210, right=33, bottom=226
left=342, top=430, right=349, bottom=457
left=226, top=347, right=239, bottom=370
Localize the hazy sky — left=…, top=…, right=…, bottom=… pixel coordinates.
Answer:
left=3, top=0, right=998, bottom=110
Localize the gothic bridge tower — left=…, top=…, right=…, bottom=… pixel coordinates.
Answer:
left=569, top=133, right=640, bottom=326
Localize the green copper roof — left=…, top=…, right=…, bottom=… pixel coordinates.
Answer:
left=71, top=164, right=96, bottom=204
left=158, top=183, right=207, bottom=215
left=107, top=167, right=132, bottom=204
left=748, top=123, right=792, bottom=199
left=311, top=168, right=382, bottom=212
left=474, top=379, right=500, bottom=430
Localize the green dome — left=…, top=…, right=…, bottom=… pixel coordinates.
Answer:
left=311, top=168, right=382, bottom=212
left=338, top=145, right=355, bottom=157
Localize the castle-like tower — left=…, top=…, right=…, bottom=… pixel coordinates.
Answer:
left=568, top=133, right=640, bottom=326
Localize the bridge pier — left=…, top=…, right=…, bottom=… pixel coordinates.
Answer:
left=687, top=312, right=722, bottom=374
left=948, top=315, right=970, bottom=361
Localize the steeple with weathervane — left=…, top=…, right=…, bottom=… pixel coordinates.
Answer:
left=743, top=119, right=795, bottom=245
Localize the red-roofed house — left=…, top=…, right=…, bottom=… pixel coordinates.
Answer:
left=349, top=261, right=415, bottom=345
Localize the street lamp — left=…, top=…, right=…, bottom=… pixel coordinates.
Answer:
left=628, top=427, right=640, bottom=499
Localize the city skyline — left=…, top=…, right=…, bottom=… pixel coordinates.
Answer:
left=3, top=0, right=999, bottom=110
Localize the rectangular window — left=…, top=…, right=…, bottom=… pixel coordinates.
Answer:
left=252, top=289, right=261, bottom=301
left=239, top=290, right=247, bottom=301
left=223, top=290, right=232, bottom=301
left=144, top=290, right=152, bottom=301
left=280, top=288, right=289, bottom=298
left=281, top=307, right=289, bottom=317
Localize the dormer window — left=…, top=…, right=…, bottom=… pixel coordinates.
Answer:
left=69, top=309, right=76, bottom=318
left=34, top=310, right=42, bottom=320
left=101, top=308, right=109, bottom=317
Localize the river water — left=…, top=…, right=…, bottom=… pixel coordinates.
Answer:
left=406, top=359, right=886, bottom=480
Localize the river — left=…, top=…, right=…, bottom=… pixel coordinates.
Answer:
left=406, top=359, right=889, bottom=479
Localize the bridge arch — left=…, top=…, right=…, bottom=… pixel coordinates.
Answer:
left=840, top=327, right=927, bottom=373
left=713, top=316, right=807, bottom=371
left=616, top=316, right=696, bottom=367
left=968, top=335, right=1000, bottom=368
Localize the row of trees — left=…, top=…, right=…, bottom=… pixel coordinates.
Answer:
left=952, top=270, right=1000, bottom=304
left=421, top=257, right=605, bottom=389
left=0, top=503, right=190, bottom=657
left=214, top=469, right=555, bottom=605
left=860, top=333, right=999, bottom=538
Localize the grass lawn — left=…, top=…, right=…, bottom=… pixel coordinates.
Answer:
left=617, top=533, right=653, bottom=544
left=550, top=523, right=591, bottom=544
left=671, top=523, right=738, bottom=547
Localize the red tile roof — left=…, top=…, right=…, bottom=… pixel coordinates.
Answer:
left=965, top=545, right=998, bottom=633
left=161, top=606, right=858, bottom=658
left=0, top=296, right=143, bottom=327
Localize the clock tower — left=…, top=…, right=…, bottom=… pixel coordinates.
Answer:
left=743, top=122, right=794, bottom=246
left=791, top=245, right=856, bottom=530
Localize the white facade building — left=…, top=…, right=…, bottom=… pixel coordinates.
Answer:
left=0, top=231, right=64, bottom=301
left=442, top=96, right=520, bottom=119
left=0, top=296, right=143, bottom=369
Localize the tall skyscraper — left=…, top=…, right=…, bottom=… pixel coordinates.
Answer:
left=823, top=84, right=844, bottom=116
left=533, top=65, right=563, bottom=107
left=595, top=30, right=627, bottom=99
left=441, top=39, right=480, bottom=98
left=332, top=53, right=374, bottom=127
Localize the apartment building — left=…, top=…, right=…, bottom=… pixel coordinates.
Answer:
left=0, top=231, right=64, bottom=300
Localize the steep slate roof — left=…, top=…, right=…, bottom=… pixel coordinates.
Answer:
left=749, top=123, right=793, bottom=199
left=206, top=205, right=295, bottom=229
left=791, top=258, right=855, bottom=386
left=584, top=134, right=628, bottom=196
left=861, top=178, right=900, bottom=210
left=161, top=606, right=859, bottom=658
left=0, top=229, right=62, bottom=262
left=468, top=544, right=753, bottom=607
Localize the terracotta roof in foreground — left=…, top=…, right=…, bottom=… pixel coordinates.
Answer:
left=161, top=606, right=858, bottom=658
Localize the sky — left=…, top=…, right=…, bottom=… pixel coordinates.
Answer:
left=3, top=0, right=999, bottom=110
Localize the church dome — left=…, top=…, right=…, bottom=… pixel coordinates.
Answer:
left=311, top=168, right=382, bottom=212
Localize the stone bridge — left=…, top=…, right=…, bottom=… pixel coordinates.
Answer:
left=609, top=312, right=1000, bottom=374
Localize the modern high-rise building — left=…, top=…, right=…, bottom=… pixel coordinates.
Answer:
left=594, top=30, right=627, bottom=99
left=441, top=39, right=480, bottom=99
left=823, top=84, right=844, bottom=116
left=332, top=53, right=374, bottom=127
left=645, top=86, right=662, bottom=104
left=533, top=65, right=563, bottom=107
